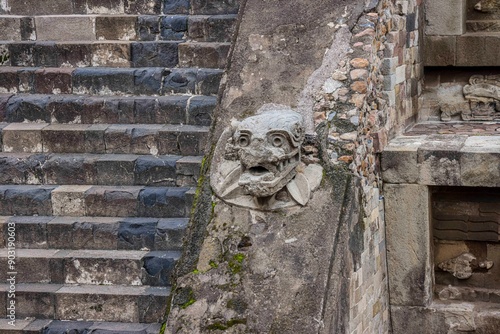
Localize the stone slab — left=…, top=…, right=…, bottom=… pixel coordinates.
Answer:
left=384, top=184, right=432, bottom=307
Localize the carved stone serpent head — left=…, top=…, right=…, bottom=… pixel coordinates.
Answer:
left=232, top=110, right=305, bottom=197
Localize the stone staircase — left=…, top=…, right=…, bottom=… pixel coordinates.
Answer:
left=0, top=0, right=238, bottom=332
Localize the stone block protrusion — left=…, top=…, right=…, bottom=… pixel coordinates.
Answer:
left=425, top=0, right=467, bottom=36
left=35, top=16, right=95, bottom=41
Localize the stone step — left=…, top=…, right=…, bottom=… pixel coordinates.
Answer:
left=0, top=215, right=188, bottom=250
left=1, top=94, right=215, bottom=126
left=0, top=14, right=237, bottom=42
left=0, top=248, right=180, bottom=286
left=0, top=0, right=240, bottom=16
left=0, top=41, right=230, bottom=68
left=0, top=283, right=169, bottom=322
left=179, top=41, right=230, bottom=68
left=0, top=153, right=202, bottom=187
left=0, top=319, right=161, bottom=334
left=0, top=67, right=222, bottom=95
left=1, top=123, right=209, bottom=156
left=0, top=185, right=195, bottom=217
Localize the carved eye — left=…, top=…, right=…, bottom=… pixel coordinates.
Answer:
left=270, top=134, right=286, bottom=147
left=238, top=134, right=250, bottom=147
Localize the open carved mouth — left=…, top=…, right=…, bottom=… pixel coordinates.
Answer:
left=249, top=166, right=270, bottom=175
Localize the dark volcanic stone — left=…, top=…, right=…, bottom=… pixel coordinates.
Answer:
left=163, top=0, right=190, bottom=14
left=138, top=187, right=188, bottom=217
left=134, top=155, right=179, bottom=186
left=142, top=251, right=178, bottom=285
left=131, top=42, right=179, bottom=67
left=160, top=15, right=187, bottom=40
left=187, top=95, right=216, bottom=126
left=117, top=218, right=158, bottom=250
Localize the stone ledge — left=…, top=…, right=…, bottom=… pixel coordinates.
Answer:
left=382, top=134, right=500, bottom=186
left=392, top=301, right=500, bottom=334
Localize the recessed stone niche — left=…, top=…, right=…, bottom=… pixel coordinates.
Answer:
left=421, top=67, right=500, bottom=122
left=432, top=187, right=500, bottom=303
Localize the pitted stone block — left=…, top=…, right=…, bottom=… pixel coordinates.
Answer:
left=96, top=154, right=136, bottom=185
left=134, top=155, right=179, bottom=186
left=118, top=218, right=158, bottom=250
left=96, top=16, right=137, bottom=41
left=84, top=186, right=141, bottom=217
left=138, top=187, right=189, bottom=217
left=131, top=42, right=179, bottom=67
left=42, top=124, right=90, bottom=154
left=178, top=42, right=230, bottom=68
left=52, top=185, right=92, bottom=216
left=141, top=251, right=179, bottom=285
left=2, top=123, right=48, bottom=153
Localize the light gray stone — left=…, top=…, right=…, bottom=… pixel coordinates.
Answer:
left=384, top=183, right=432, bottom=307
left=35, top=16, right=96, bottom=41
left=425, top=0, right=467, bottom=35
left=381, top=136, right=424, bottom=184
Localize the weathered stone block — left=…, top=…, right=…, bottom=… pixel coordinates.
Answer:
left=35, top=16, right=95, bottom=41
left=96, top=154, right=136, bottom=185
left=42, top=124, right=90, bottom=154
left=425, top=0, right=466, bottom=35
left=177, top=125, right=208, bottom=155
left=161, top=68, right=197, bottom=94
left=79, top=97, right=109, bottom=123
left=141, top=251, right=179, bottom=285
left=131, top=42, right=179, bottom=67
left=137, top=15, right=160, bottom=41
left=130, top=125, right=163, bottom=155
left=96, top=16, right=137, bottom=41
left=132, top=97, right=159, bottom=123
left=133, top=68, right=163, bottom=95
left=456, top=35, right=500, bottom=66
left=91, top=43, right=131, bottom=67
left=137, top=288, right=169, bottom=322
left=125, top=0, right=162, bottom=14
left=118, top=218, right=158, bottom=250
left=187, top=95, right=215, bottom=126
left=138, top=187, right=188, bottom=217
left=34, top=42, right=59, bottom=67
left=43, top=154, right=96, bottom=185
left=98, top=97, right=135, bottom=123
left=155, top=218, right=188, bottom=250
left=424, top=36, right=456, bottom=67
left=46, top=95, right=84, bottom=124
left=64, top=249, right=145, bottom=285
left=190, top=0, right=239, bottom=14
left=381, top=137, right=420, bottom=184
left=0, top=185, right=55, bottom=216
left=384, top=184, right=432, bottom=307
left=0, top=153, right=34, bottom=184
left=417, top=135, right=467, bottom=186
left=156, top=95, right=189, bottom=124
left=134, top=155, right=179, bottom=186
left=20, top=17, right=36, bottom=41
left=188, top=15, right=236, bottom=42
left=163, top=0, right=190, bottom=14
left=0, top=69, right=18, bottom=94
left=178, top=42, right=230, bottom=68
left=56, top=43, right=92, bottom=67
left=5, top=94, right=50, bottom=123
left=84, top=186, right=140, bottom=217
left=2, top=123, right=48, bottom=153
left=34, top=68, right=73, bottom=94
left=73, top=68, right=136, bottom=95
left=160, top=15, right=187, bottom=40
left=0, top=17, right=22, bottom=41
left=84, top=124, right=108, bottom=153
left=76, top=0, right=125, bottom=14
left=52, top=185, right=91, bottom=216
left=9, top=0, right=72, bottom=15
left=6, top=216, right=52, bottom=249
left=9, top=42, right=35, bottom=66
left=15, top=284, right=60, bottom=319
left=460, top=136, right=500, bottom=187
left=55, top=286, right=145, bottom=322
left=196, top=68, right=223, bottom=95
left=47, top=217, right=120, bottom=250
